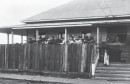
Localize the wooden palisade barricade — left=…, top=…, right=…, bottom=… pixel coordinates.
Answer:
left=0, top=43, right=96, bottom=78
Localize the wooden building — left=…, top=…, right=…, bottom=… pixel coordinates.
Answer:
left=0, top=0, right=130, bottom=80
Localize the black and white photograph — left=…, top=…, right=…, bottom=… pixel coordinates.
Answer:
left=0, top=0, right=130, bottom=84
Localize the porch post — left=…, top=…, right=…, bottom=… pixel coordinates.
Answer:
left=92, top=27, right=100, bottom=77
left=64, top=28, right=68, bottom=72
left=27, top=30, right=29, bottom=43
left=36, top=29, right=39, bottom=41
left=7, top=33, right=9, bottom=44
left=11, top=30, right=14, bottom=44
left=65, top=28, right=68, bottom=44
left=21, top=35, right=23, bottom=44
left=97, top=27, right=100, bottom=57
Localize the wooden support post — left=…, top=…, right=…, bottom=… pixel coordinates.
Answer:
left=65, top=28, right=68, bottom=44
left=7, top=33, right=9, bottom=44
left=36, top=29, right=39, bottom=41
left=64, top=28, right=68, bottom=72
left=11, top=30, right=14, bottom=44
left=92, top=27, right=100, bottom=77
left=27, top=30, right=28, bottom=42
left=21, top=35, right=23, bottom=44
left=96, top=27, right=100, bottom=59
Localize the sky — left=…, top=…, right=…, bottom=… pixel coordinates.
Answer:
left=0, top=0, right=73, bottom=44
left=0, top=0, right=73, bottom=27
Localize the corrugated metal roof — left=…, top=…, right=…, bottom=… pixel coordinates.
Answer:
left=22, top=0, right=130, bottom=23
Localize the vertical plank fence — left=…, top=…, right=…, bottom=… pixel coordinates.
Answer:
left=0, top=43, right=96, bottom=78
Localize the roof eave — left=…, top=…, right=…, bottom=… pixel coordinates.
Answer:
left=22, top=15, right=130, bottom=24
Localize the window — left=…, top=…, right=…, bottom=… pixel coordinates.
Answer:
left=23, top=36, right=27, bottom=43
left=117, top=34, right=127, bottom=43
left=107, top=27, right=127, bottom=43
left=0, top=33, right=7, bottom=44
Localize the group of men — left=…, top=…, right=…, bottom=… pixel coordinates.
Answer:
left=28, top=34, right=95, bottom=44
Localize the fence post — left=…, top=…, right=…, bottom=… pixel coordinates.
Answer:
left=64, top=28, right=68, bottom=73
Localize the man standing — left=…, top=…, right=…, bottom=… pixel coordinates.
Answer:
left=84, top=33, right=95, bottom=43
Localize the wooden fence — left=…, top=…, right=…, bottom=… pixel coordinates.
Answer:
left=0, top=43, right=96, bottom=78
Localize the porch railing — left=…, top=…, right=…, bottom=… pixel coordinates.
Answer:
left=0, top=43, right=95, bottom=78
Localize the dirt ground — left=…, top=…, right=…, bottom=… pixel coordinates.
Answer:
left=0, top=73, right=130, bottom=84
left=0, top=78, right=130, bottom=84
left=0, top=79, right=68, bottom=84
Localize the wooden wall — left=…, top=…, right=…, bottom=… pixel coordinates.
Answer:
left=126, top=27, right=130, bottom=45
left=100, top=27, right=107, bottom=42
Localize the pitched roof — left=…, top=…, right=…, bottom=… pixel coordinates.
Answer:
left=22, top=0, right=130, bottom=23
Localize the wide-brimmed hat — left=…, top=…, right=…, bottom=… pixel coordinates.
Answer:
left=78, top=36, right=82, bottom=38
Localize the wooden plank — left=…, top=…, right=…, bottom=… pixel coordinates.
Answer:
left=50, top=45, right=53, bottom=71
left=77, top=44, right=82, bottom=72
left=46, top=44, right=50, bottom=71
left=77, top=44, right=81, bottom=72
left=23, top=44, right=27, bottom=69
left=60, top=44, right=64, bottom=71
left=4, top=45, right=7, bottom=69
left=11, top=44, right=14, bottom=69
left=86, top=43, right=90, bottom=72
left=27, top=43, right=31, bottom=69
left=64, top=44, right=68, bottom=72
left=16, top=44, right=19, bottom=69
left=0, top=45, right=2, bottom=68
left=44, top=44, right=48, bottom=71
left=1, top=45, right=5, bottom=68
left=37, top=43, right=40, bottom=70
left=30, top=43, right=33, bottom=69
left=53, top=44, right=55, bottom=71
left=74, top=44, right=77, bottom=72
left=32, top=43, right=36, bottom=69
left=62, top=45, right=65, bottom=72
left=86, top=43, right=93, bottom=73
left=7, top=45, right=11, bottom=69
left=42, top=44, right=45, bottom=70
left=59, top=44, right=64, bottom=72
left=21, top=44, right=24, bottom=69
left=81, top=44, right=85, bottom=72
left=5, top=45, right=9, bottom=69
left=39, top=43, right=43, bottom=70
left=68, top=44, right=71, bottom=72
left=58, top=44, right=62, bottom=72
left=14, top=44, right=17, bottom=69
left=18, top=44, right=23, bottom=70
left=35, top=43, right=39, bottom=70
